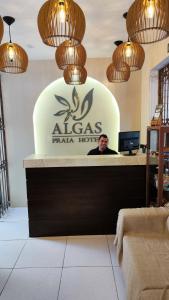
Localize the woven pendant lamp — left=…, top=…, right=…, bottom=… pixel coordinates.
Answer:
left=126, top=0, right=169, bottom=44
left=106, top=62, right=130, bottom=83
left=112, top=41, right=145, bottom=71
left=64, top=65, right=87, bottom=85
left=0, top=17, right=28, bottom=74
left=0, top=16, right=4, bottom=43
left=55, top=40, right=86, bottom=70
left=0, top=43, right=28, bottom=74
left=38, top=0, right=86, bottom=47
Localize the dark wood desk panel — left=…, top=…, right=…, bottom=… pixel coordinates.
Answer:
left=26, top=165, right=146, bottom=237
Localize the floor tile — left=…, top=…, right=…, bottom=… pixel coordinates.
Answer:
left=0, top=221, right=29, bottom=240
left=0, top=208, right=28, bottom=222
left=0, top=240, right=26, bottom=268
left=0, top=268, right=62, bottom=300
left=59, top=267, right=118, bottom=300
left=64, top=237, right=111, bottom=267
left=67, top=235, right=107, bottom=239
left=107, top=235, right=119, bottom=266
left=15, top=237, right=66, bottom=268
left=113, top=266, right=126, bottom=300
left=0, top=208, right=126, bottom=300
left=0, top=269, right=12, bottom=294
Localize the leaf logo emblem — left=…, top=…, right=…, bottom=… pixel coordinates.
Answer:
left=54, top=87, right=94, bottom=122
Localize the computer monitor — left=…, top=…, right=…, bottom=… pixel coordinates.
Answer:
left=118, top=131, right=140, bottom=155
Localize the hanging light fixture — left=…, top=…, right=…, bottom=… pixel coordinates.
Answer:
left=0, top=16, right=4, bottom=43
left=106, top=62, right=130, bottom=83
left=0, top=16, right=28, bottom=74
left=112, top=41, right=145, bottom=71
left=38, top=0, right=86, bottom=47
left=64, top=65, right=87, bottom=85
left=126, top=0, right=169, bottom=44
left=55, top=40, right=86, bottom=70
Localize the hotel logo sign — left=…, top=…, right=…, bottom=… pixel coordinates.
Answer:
left=52, top=87, right=102, bottom=144
left=54, top=87, right=93, bottom=122
left=33, top=77, right=119, bottom=155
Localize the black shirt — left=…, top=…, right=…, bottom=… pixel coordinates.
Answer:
left=87, top=147, right=118, bottom=155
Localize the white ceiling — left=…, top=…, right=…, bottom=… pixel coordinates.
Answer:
left=0, top=0, right=134, bottom=60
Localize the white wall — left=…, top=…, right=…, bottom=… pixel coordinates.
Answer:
left=1, top=58, right=142, bottom=206
left=86, top=58, right=142, bottom=131
left=1, top=61, right=62, bottom=206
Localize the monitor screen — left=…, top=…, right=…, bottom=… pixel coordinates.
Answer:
left=118, top=131, right=140, bottom=155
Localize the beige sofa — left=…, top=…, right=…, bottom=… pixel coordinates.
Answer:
left=114, top=207, right=169, bottom=300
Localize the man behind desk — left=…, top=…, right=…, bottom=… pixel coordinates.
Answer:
left=88, top=134, right=118, bottom=155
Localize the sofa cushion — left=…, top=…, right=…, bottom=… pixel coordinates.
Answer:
left=122, top=235, right=169, bottom=300
left=140, top=289, right=169, bottom=300
left=167, top=216, right=169, bottom=232
left=114, top=207, right=169, bottom=263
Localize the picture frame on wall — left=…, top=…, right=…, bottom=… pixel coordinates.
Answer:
left=151, top=104, right=163, bottom=126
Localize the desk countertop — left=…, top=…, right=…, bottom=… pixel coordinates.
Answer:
left=23, top=154, right=146, bottom=168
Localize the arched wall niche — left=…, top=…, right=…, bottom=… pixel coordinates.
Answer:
left=33, top=77, right=120, bottom=155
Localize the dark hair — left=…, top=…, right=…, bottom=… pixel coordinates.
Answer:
left=98, top=134, right=108, bottom=140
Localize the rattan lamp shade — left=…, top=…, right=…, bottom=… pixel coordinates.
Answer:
left=55, top=40, right=86, bottom=70
left=0, top=17, right=4, bottom=43
left=0, top=43, right=28, bottom=74
left=38, top=0, right=86, bottom=47
left=126, top=0, right=169, bottom=44
left=112, top=41, right=145, bottom=72
left=106, top=62, right=130, bottom=83
left=64, top=65, right=87, bottom=85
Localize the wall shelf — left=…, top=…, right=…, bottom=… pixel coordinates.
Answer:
left=146, top=126, right=169, bottom=206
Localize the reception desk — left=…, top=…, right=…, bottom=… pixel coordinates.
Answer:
left=24, top=154, right=146, bottom=237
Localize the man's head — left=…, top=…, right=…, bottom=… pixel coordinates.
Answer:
left=98, top=134, right=109, bottom=152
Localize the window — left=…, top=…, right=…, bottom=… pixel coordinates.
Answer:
left=159, top=63, right=169, bottom=124
left=0, top=77, right=10, bottom=216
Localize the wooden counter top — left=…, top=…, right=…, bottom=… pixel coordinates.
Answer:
left=23, top=153, right=146, bottom=168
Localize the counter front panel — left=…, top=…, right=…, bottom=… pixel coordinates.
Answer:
left=25, top=155, right=146, bottom=236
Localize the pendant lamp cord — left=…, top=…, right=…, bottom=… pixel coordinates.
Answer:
left=9, top=25, right=12, bottom=43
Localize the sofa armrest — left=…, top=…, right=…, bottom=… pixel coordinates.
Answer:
left=114, top=207, right=169, bottom=263
left=117, top=207, right=169, bottom=235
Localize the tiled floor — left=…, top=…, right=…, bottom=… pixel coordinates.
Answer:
left=0, top=208, right=126, bottom=300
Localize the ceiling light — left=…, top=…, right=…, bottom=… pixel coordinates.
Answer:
left=125, top=42, right=132, bottom=58
left=106, top=62, right=130, bottom=83
left=38, top=0, right=86, bottom=47
left=55, top=40, right=86, bottom=70
left=126, top=0, right=169, bottom=44
left=145, top=0, right=155, bottom=19
left=0, top=16, right=28, bottom=74
left=112, top=41, right=145, bottom=71
left=64, top=65, right=87, bottom=85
